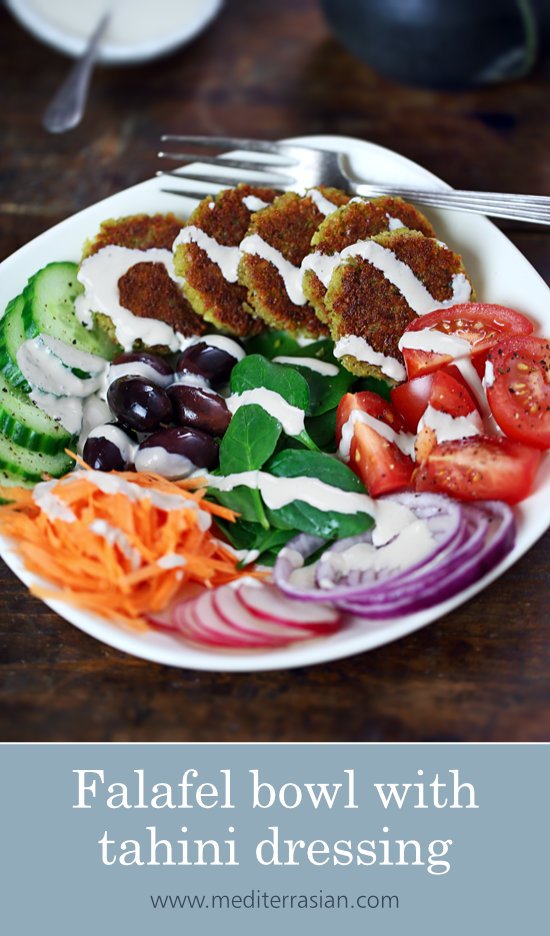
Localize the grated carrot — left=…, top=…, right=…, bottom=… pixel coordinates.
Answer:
left=0, top=464, right=261, bottom=631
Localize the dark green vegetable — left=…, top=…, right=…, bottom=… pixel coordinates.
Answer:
left=264, top=449, right=374, bottom=539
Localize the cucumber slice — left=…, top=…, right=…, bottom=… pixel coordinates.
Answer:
left=0, top=432, right=72, bottom=482
left=0, top=373, right=74, bottom=454
left=22, top=262, right=117, bottom=361
left=0, top=295, right=31, bottom=391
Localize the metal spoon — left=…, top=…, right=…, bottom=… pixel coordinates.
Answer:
left=42, top=11, right=111, bottom=134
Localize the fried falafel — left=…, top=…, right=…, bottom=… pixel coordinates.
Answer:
left=302, top=196, right=436, bottom=324
left=325, top=229, right=474, bottom=380
left=173, top=184, right=278, bottom=337
left=238, top=187, right=350, bottom=338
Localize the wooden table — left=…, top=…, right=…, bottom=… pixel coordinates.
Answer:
left=1, top=0, right=549, bottom=742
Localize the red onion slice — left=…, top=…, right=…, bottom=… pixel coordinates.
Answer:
left=273, top=495, right=515, bottom=620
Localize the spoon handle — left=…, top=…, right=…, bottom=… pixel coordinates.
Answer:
left=42, top=12, right=111, bottom=134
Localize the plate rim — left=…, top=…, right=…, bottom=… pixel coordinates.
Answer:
left=1, top=132, right=549, bottom=672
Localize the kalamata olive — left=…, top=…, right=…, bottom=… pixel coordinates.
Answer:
left=176, top=338, right=244, bottom=387
left=167, top=385, right=231, bottom=436
left=83, top=424, right=137, bottom=471
left=107, top=376, right=172, bottom=432
left=109, top=352, right=174, bottom=388
left=134, top=427, right=219, bottom=479
left=112, top=351, right=173, bottom=376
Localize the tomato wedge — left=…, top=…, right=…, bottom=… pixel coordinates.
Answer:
left=349, top=423, right=414, bottom=497
left=400, top=303, right=534, bottom=379
left=336, top=391, right=408, bottom=448
left=414, top=436, right=541, bottom=504
left=336, top=391, right=414, bottom=496
left=486, top=336, right=550, bottom=450
left=391, top=366, right=479, bottom=432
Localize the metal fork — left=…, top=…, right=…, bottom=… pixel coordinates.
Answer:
left=158, top=135, right=550, bottom=225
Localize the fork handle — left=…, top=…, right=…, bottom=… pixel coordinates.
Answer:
left=351, top=183, right=550, bottom=225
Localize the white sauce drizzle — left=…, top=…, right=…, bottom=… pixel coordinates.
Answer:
left=272, top=355, right=339, bottom=376
left=134, top=446, right=197, bottom=479
left=242, top=195, right=271, bottom=212
left=32, top=482, right=76, bottom=523
left=417, top=405, right=482, bottom=444
left=398, top=329, right=471, bottom=357
left=338, top=409, right=416, bottom=461
left=86, top=424, right=137, bottom=464
left=386, top=214, right=406, bottom=231
left=339, top=240, right=472, bottom=314
left=17, top=336, right=106, bottom=397
left=334, top=335, right=406, bottom=382
left=300, top=251, right=341, bottom=290
left=29, top=388, right=83, bottom=434
left=226, top=389, right=305, bottom=436
left=207, top=471, right=415, bottom=546
left=106, top=361, right=173, bottom=388
left=156, top=553, right=187, bottom=569
left=39, top=335, right=106, bottom=375
left=56, top=469, right=211, bottom=529
left=89, top=519, right=141, bottom=569
left=397, top=327, right=495, bottom=428
left=76, top=245, right=184, bottom=351
left=320, top=520, right=435, bottom=582
left=78, top=395, right=111, bottom=453
left=302, top=240, right=471, bottom=316
left=195, top=334, right=245, bottom=361
left=307, top=188, right=339, bottom=216
left=240, top=234, right=307, bottom=306
left=173, top=226, right=241, bottom=283
left=484, top=360, right=495, bottom=388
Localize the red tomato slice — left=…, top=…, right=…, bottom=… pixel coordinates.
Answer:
left=335, top=391, right=408, bottom=446
left=350, top=422, right=414, bottom=497
left=335, top=391, right=413, bottom=496
left=401, top=303, right=534, bottom=379
left=414, top=436, right=541, bottom=504
left=486, top=336, right=550, bottom=450
left=391, top=366, right=478, bottom=432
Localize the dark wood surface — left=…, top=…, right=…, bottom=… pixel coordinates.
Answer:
left=1, top=0, right=549, bottom=742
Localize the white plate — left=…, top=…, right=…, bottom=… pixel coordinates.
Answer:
left=1, top=134, right=549, bottom=672
left=5, top=0, right=224, bottom=65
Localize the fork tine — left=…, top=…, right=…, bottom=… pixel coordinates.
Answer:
left=160, top=135, right=291, bottom=156
left=157, top=152, right=297, bottom=176
left=157, top=169, right=289, bottom=188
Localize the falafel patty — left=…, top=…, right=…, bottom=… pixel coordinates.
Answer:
left=302, top=196, right=436, bottom=324
left=83, top=213, right=206, bottom=341
left=238, top=187, right=350, bottom=338
left=325, top=229, right=474, bottom=381
left=173, top=184, right=278, bottom=337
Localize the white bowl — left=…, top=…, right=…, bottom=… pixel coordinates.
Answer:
left=5, top=0, right=224, bottom=65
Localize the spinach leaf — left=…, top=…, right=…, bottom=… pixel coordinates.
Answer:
left=209, top=485, right=269, bottom=527
left=244, top=330, right=301, bottom=359
left=214, top=517, right=295, bottom=564
left=230, top=354, right=310, bottom=411
left=305, top=408, right=337, bottom=451
left=230, top=354, right=318, bottom=450
left=219, top=404, right=280, bottom=474
left=264, top=449, right=374, bottom=539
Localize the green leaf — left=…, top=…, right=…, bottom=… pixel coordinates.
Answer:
left=208, top=485, right=269, bottom=528
left=305, top=408, right=337, bottom=451
left=219, top=404, right=281, bottom=474
left=213, top=517, right=295, bottom=564
left=230, top=354, right=310, bottom=413
left=244, top=330, right=301, bottom=359
left=264, top=449, right=374, bottom=539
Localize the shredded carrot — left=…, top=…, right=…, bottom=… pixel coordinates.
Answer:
left=0, top=463, right=262, bottom=631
